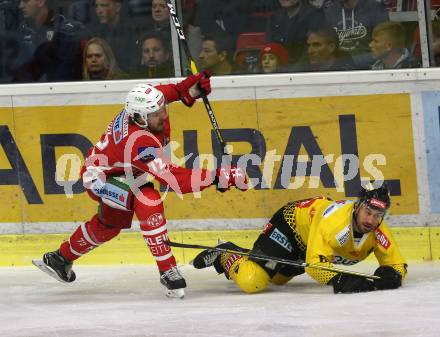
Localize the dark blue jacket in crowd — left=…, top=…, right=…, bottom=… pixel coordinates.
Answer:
left=266, top=1, right=325, bottom=64
left=13, top=12, right=83, bottom=82
left=324, top=0, right=389, bottom=56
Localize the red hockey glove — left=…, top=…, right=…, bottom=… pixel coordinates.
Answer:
left=213, top=166, right=248, bottom=192
left=176, top=70, right=212, bottom=107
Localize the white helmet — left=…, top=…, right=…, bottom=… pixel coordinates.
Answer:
left=125, top=84, right=165, bottom=127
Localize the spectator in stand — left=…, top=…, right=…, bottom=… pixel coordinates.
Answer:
left=82, top=37, right=128, bottom=80
left=193, top=0, right=251, bottom=45
left=294, top=26, right=355, bottom=72
left=266, top=0, right=325, bottom=66
left=259, top=42, right=289, bottom=73
left=89, top=0, right=134, bottom=71
left=324, top=0, right=389, bottom=69
left=132, top=0, right=171, bottom=44
left=369, top=21, right=419, bottom=70
left=0, top=0, right=20, bottom=83
left=130, top=33, right=174, bottom=78
left=13, top=0, right=83, bottom=82
left=182, top=0, right=203, bottom=61
left=132, top=0, right=174, bottom=67
left=199, top=35, right=235, bottom=75
left=149, top=0, right=171, bottom=41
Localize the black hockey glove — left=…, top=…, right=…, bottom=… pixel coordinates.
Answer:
left=373, top=266, right=402, bottom=290
left=332, top=273, right=375, bottom=294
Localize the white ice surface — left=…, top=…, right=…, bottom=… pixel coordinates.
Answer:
left=1, top=262, right=439, bottom=337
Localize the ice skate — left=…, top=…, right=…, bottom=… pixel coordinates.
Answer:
left=160, top=266, right=186, bottom=299
left=192, top=241, right=248, bottom=274
left=32, top=250, right=76, bottom=283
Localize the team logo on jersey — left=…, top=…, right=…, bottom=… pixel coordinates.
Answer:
left=146, top=213, right=164, bottom=227
left=374, top=228, right=391, bottom=249
left=137, top=147, right=158, bottom=162
left=335, top=226, right=350, bottom=247
left=269, top=228, right=292, bottom=252
left=113, top=110, right=129, bottom=144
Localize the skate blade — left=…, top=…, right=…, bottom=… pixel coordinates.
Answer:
left=32, top=259, right=68, bottom=283
left=165, top=288, right=185, bottom=299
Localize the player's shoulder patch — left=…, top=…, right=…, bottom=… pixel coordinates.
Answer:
left=322, top=200, right=353, bottom=218
left=374, top=227, right=391, bottom=249
left=137, top=146, right=158, bottom=162
left=113, top=110, right=129, bottom=144
left=296, top=196, right=325, bottom=208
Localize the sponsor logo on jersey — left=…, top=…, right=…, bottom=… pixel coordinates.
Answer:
left=332, top=255, right=360, bottom=266
left=113, top=111, right=128, bottom=144
left=146, top=213, right=164, bottom=227
left=137, top=146, right=158, bottom=162
left=269, top=228, right=292, bottom=252
left=323, top=200, right=353, bottom=218
left=336, top=225, right=350, bottom=247
left=91, top=181, right=129, bottom=208
left=374, top=228, right=391, bottom=249
left=262, top=222, right=273, bottom=234
left=369, top=198, right=387, bottom=209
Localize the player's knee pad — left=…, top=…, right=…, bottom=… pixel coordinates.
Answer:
left=99, top=202, right=134, bottom=229
left=86, top=214, right=121, bottom=243
left=270, top=272, right=294, bottom=285
left=230, top=259, right=270, bottom=294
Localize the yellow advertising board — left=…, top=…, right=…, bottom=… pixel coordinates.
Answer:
left=0, top=93, right=418, bottom=224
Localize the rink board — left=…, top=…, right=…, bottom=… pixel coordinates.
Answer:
left=0, top=227, right=438, bottom=267
left=0, top=94, right=418, bottom=224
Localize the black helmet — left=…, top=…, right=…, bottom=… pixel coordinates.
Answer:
left=356, top=182, right=391, bottom=213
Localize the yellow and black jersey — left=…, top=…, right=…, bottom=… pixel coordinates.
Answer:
left=281, top=197, right=407, bottom=285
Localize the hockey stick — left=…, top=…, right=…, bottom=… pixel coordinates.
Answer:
left=166, top=0, right=228, bottom=155
left=165, top=240, right=380, bottom=280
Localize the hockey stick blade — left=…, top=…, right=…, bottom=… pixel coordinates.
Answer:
left=32, top=259, right=69, bottom=283
left=165, top=241, right=380, bottom=280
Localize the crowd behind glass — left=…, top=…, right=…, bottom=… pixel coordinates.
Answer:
left=1, top=0, right=440, bottom=83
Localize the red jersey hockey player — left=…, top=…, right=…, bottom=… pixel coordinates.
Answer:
left=33, top=73, right=247, bottom=298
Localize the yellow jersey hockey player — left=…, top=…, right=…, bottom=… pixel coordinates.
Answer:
left=193, top=183, right=407, bottom=294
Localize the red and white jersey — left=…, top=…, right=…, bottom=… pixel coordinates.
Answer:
left=82, top=84, right=211, bottom=194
